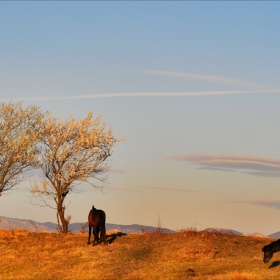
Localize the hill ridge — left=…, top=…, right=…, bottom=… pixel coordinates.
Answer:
left=0, top=216, right=274, bottom=237
left=0, top=216, right=175, bottom=233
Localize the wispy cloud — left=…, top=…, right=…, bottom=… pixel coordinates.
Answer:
left=140, top=186, right=227, bottom=195
left=146, top=70, right=277, bottom=91
left=83, top=185, right=222, bottom=194
left=2, top=89, right=280, bottom=102
left=165, top=154, right=280, bottom=177
left=243, top=171, right=280, bottom=178
left=231, top=200, right=280, bottom=209
left=197, top=167, right=236, bottom=172
left=104, top=186, right=137, bottom=192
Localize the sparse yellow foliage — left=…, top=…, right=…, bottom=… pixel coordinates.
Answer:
left=31, top=112, right=124, bottom=233
left=0, top=102, right=43, bottom=195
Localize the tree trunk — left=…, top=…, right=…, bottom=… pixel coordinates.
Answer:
left=57, top=202, right=69, bottom=233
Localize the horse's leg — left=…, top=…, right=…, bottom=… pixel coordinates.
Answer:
left=97, top=226, right=101, bottom=244
left=93, top=226, right=98, bottom=246
left=87, top=225, right=92, bottom=244
left=100, top=223, right=107, bottom=245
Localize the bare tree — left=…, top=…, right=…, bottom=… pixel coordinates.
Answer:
left=30, top=112, right=123, bottom=233
left=0, top=102, right=43, bottom=196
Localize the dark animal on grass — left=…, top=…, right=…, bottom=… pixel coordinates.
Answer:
left=87, top=205, right=107, bottom=246
left=262, top=239, right=280, bottom=263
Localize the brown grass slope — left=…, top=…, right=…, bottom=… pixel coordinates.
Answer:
left=0, top=228, right=279, bottom=280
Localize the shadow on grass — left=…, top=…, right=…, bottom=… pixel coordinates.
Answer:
left=269, top=261, right=280, bottom=269
left=106, top=232, right=127, bottom=244
left=87, top=232, right=127, bottom=246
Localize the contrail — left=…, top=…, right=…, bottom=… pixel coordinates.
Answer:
left=2, top=89, right=280, bottom=102
left=146, top=70, right=276, bottom=91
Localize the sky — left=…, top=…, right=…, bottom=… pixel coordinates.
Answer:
left=1, top=2, right=280, bottom=235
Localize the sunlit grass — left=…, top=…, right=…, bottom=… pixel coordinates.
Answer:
left=0, top=228, right=279, bottom=279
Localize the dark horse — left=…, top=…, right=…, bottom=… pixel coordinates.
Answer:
left=87, top=205, right=107, bottom=246
left=262, top=239, right=280, bottom=263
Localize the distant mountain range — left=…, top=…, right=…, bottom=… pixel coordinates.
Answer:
left=1, top=216, right=279, bottom=238
left=202, top=228, right=268, bottom=238
left=267, top=231, right=280, bottom=239
left=0, top=216, right=175, bottom=234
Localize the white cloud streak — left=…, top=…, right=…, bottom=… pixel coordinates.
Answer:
left=231, top=200, right=280, bottom=209
left=140, top=186, right=226, bottom=195
left=146, top=70, right=277, bottom=91
left=2, top=89, right=280, bottom=102
left=108, top=168, right=126, bottom=173
left=104, top=186, right=137, bottom=192
left=165, top=154, right=280, bottom=177
left=2, top=71, right=279, bottom=101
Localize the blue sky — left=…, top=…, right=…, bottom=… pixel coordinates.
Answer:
left=1, top=2, right=280, bottom=235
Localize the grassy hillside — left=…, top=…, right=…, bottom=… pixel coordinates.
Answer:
left=0, top=228, right=279, bottom=280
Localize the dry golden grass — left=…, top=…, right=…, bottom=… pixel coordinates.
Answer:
left=0, top=228, right=279, bottom=279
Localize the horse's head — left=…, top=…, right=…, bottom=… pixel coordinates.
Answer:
left=262, top=245, right=273, bottom=264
